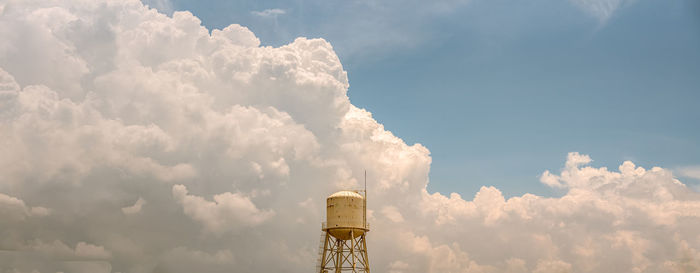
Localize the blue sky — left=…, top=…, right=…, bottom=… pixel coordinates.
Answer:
left=149, top=0, right=700, bottom=197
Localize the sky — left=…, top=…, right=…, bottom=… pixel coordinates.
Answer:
left=1, top=0, right=700, bottom=272
left=150, top=0, right=700, bottom=197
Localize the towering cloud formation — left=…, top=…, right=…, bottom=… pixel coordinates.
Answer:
left=0, top=1, right=698, bottom=272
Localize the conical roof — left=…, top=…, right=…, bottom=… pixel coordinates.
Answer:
left=328, top=190, right=363, bottom=199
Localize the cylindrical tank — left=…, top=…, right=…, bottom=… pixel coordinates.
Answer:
left=326, top=190, right=366, bottom=240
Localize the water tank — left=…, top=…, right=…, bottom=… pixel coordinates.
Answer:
left=326, top=191, right=366, bottom=240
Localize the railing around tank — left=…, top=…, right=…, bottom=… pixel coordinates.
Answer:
left=321, top=221, right=370, bottom=230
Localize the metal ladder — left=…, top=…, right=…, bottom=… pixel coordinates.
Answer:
left=315, top=230, right=327, bottom=273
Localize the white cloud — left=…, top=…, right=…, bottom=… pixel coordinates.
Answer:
left=677, top=166, right=700, bottom=180
left=251, top=8, right=286, bottom=18
left=533, top=259, right=572, bottom=273
left=172, top=184, right=275, bottom=234
left=121, top=197, right=146, bottom=215
left=23, top=239, right=111, bottom=260
left=569, top=0, right=632, bottom=23
left=157, top=247, right=235, bottom=273
left=0, top=192, right=49, bottom=220
left=382, top=205, right=405, bottom=223
left=0, top=1, right=698, bottom=272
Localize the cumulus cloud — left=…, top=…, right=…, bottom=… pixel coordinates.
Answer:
left=0, top=1, right=699, bottom=273
left=156, top=247, right=235, bottom=273
left=172, top=184, right=274, bottom=234
left=121, top=197, right=146, bottom=215
left=25, top=240, right=112, bottom=260
left=381, top=205, right=405, bottom=223
left=0, top=192, right=49, bottom=220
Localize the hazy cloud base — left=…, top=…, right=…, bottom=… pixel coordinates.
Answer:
left=0, top=1, right=699, bottom=273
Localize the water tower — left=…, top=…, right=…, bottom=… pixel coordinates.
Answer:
left=316, top=187, right=370, bottom=273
